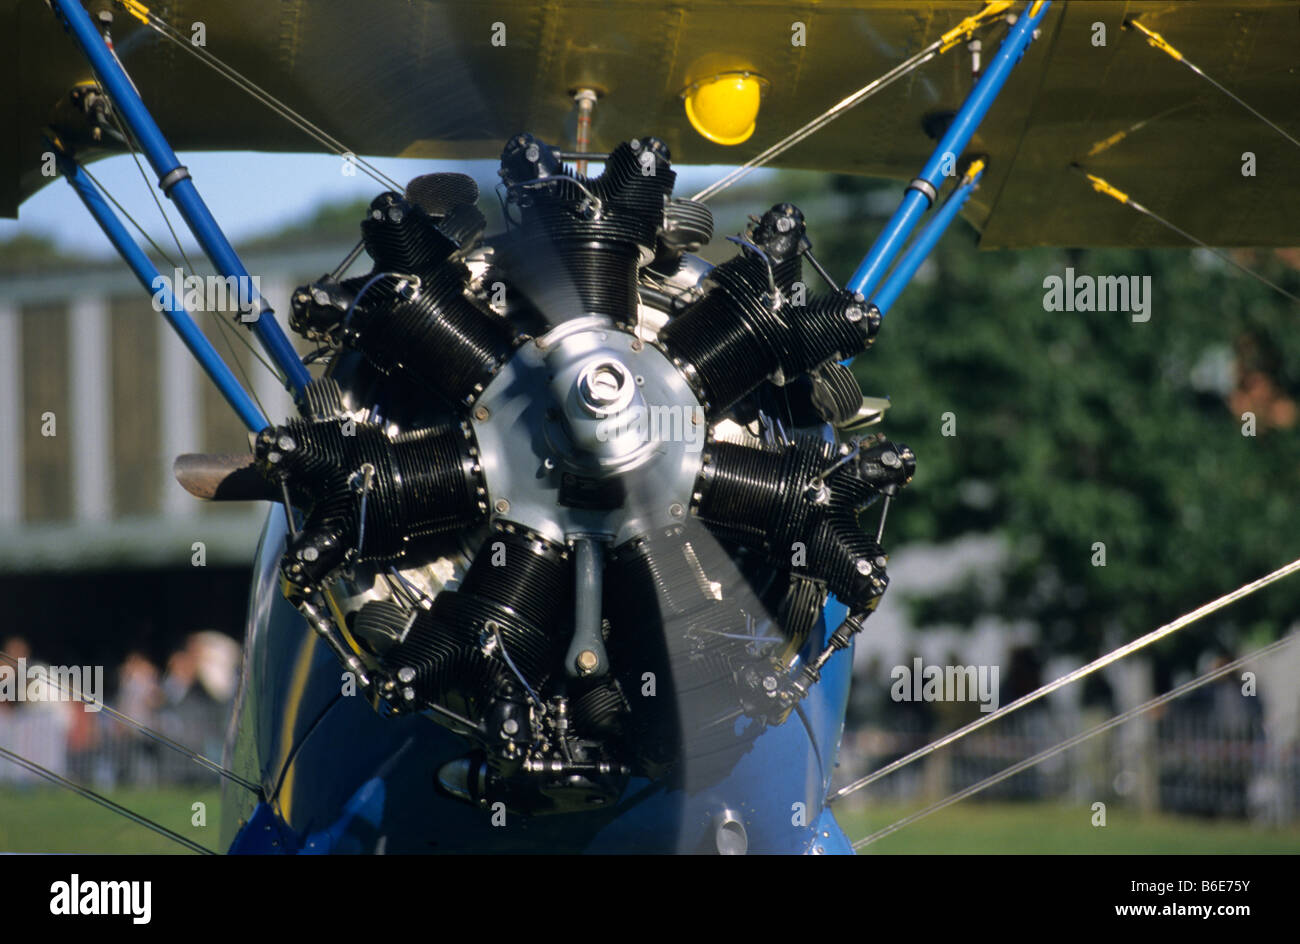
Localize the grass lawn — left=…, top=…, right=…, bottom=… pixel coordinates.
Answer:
left=0, top=786, right=222, bottom=854
left=836, top=800, right=1300, bottom=854
left=3, top=788, right=1297, bottom=853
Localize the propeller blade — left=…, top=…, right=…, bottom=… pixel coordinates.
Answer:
left=172, top=453, right=277, bottom=501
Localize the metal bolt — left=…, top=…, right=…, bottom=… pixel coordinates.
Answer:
left=397, top=666, right=415, bottom=684
left=875, top=555, right=888, bottom=569
left=302, top=546, right=320, bottom=562
left=583, top=365, right=623, bottom=404
left=855, top=559, right=872, bottom=575
left=502, top=718, right=520, bottom=735
left=525, top=144, right=540, bottom=162
left=494, top=498, right=510, bottom=514
left=846, top=306, right=864, bottom=322
left=402, top=687, right=415, bottom=701
left=576, top=650, right=599, bottom=674
left=474, top=405, right=490, bottom=421
left=762, top=675, right=779, bottom=692
left=881, top=450, right=901, bottom=468
left=669, top=503, right=684, bottom=518
left=278, top=434, right=296, bottom=451
left=577, top=359, right=634, bottom=414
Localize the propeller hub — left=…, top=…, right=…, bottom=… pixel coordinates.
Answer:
left=576, top=358, right=636, bottom=416
left=470, top=316, right=706, bottom=545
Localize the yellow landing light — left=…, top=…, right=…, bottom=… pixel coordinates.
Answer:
left=683, top=72, right=766, bottom=146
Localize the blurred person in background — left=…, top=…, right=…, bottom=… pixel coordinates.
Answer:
left=158, top=631, right=240, bottom=784
left=102, top=651, right=162, bottom=788
left=0, top=636, right=71, bottom=786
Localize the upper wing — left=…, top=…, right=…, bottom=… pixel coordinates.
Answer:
left=6, top=0, right=1298, bottom=247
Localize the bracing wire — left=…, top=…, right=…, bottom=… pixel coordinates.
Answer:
left=0, top=650, right=261, bottom=794
left=55, top=1, right=1293, bottom=852
left=1072, top=165, right=1300, bottom=308
left=691, top=44, right=943, bottom=203
left=830, top=554, right=1300, bottom=803
left=0, top=745, right=218, bottom=854
left=94, top=70, right=289, bottom=399
left=79, top=165, right=285, bottom=411
left=115, top=1, right=406, bottom=194
left=77, top=160, right=178, bottom=267
left=98, top=68, right=196, bottom=275
left=1126, top=19, right=1300, bottom=153
left=851, top=633, right=1297, bottom=849
left=81, top=108, right=288, bottom=406
left=691, top=2, right=1014, bottom=202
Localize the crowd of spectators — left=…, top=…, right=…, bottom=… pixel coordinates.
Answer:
left=0, top=631, right=239, bottom=788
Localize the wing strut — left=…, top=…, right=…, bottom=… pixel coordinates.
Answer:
left=50, top=146, right=270, bottom=433
left=871, top=160, right=985, bottom=316
left=846, top=1, right=1052, bottom=303
left=48, top=0, right=311, bottom=396
left=692, top=1, right=1014, bottom=202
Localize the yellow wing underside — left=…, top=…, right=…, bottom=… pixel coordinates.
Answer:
left=4, top=0, right=1298, bottom=247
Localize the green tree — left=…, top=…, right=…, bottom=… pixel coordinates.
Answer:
left=779, top=172, right=1300, bottom=671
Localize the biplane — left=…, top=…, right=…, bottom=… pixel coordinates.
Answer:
left=2, top=0, right=1297, bottom=853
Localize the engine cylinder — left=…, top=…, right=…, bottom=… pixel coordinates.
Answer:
left=383, top=525, right=571, bottom=711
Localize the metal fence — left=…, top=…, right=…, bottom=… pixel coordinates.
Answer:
left=837, top=703, right=1299, bottom=824
left=0, top=686, right=231, bottom=790
left=6, top=688, right=1296, bottom=828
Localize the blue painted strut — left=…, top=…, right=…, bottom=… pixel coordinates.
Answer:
left=871, top=165, right=984, bottom=316
left=846, top=1, right=1051, bottom=301
left=56, top=149, right=269, bottom=433
left=50, top=0, right=311, bottom=395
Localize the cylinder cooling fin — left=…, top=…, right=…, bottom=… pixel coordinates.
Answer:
left=260, top=134, right=916, bottom=818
